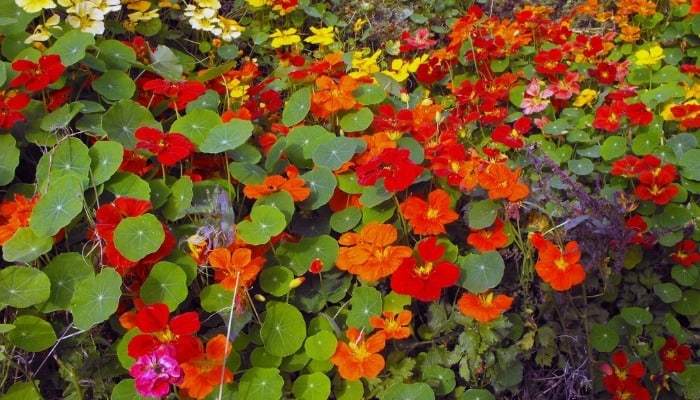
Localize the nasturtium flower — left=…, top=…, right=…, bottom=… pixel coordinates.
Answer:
left=370, top=310, right=412, bottom=339
left=179, top=334, right=234, bottom=399
left=127, top=303, right=202, bottom=363
left=457, top=291, right=513, bottom=323
left=135, top=127, right=196, bottom=167
left=305, top=26, right=335, bottom=46
left=659, top=337, right=692, bottom=373
left=634, top=45, right=664, bottom=66
left=477, top=163, right=530, bottom=202
left=310, top=75, right=359, bottom=117
left=330, top=328, right=386, bottom=380
left=10, top=54, right=66, bottom=92
left=491, top=116, right=531, bottom=149
left=129, top=344, right=183, bottom=398
left=356, top=147, right=423, bottom=192
left=243, top=165, right=311, bottom=201
left=0, top=193, right=39, bottom=245
left=269, top=28, right=301, bottom=48
left=207, top=247, right=265, bottom=290
left=0, top=91, right=30, bottom=129
left=530, top=233, right=586, bottom=291
left=15, top=0, right=56, bottom=13
left=572, top=88, right=598, bottom=107
left=400, top=28, right=438, bottom=52
left=467, top=217, right=509, bottom=252
left=600, top=350, right=649, bottom=400
left=399, top=189, right=459, bottom=236
left=670, top=239, right=700, bottom=267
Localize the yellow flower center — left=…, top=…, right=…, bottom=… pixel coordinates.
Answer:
left=415, top=262, right=434, bottom=277
left=426, top=207, right=439, bottom=219
left=554, top=256, right=569, bottom=270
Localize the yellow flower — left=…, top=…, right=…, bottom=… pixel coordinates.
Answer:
left=353, top=18, right=367, bottom=33
left=246, top=0, right=267, bottom=6
left=660, top=103, right=678, bottom=121
left=572, top=88, right=598, bottom=107
left=24, top=13, right=61, bottom=43
left=381, top=55, right=428, bottom=83
left=635, top=45, right=664, bottom=67
left=349, top=50, right=382, bottom=79
left=269, top=28, right=301, bottom=48
left=304, top=26, right=335, bottom=46
left=15, top=0, right=56, bottom=13
left=684, top=82, right=700, bottom=99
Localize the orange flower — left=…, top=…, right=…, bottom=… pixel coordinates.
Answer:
left=457, top=292, right=513, bottom=323
left=336, top=222, right=413, bottom=282
left=207, top=247, right=265, bottom=290
left=310, top=75, right=359, bottom=118
left=179, top=334, right=234, bottom=399
left=330, top=327, right=386, bottom=380
left=399, top=189, right=459, bottom=235
left=243, top=165, right=311, bottom=202
left=467, top=217, right=509, bottom=252
left=0, top=193, right=39, bottom=245
left=477, top=163, right=530, bottom=202
left=369, top=310, right=412, bottom=339
left=530, top=233, right=586, bottom=291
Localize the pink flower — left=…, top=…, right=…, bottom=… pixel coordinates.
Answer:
left=520, top=78, right=552, bottom=115
left=129, top=345, right=183, bottom=398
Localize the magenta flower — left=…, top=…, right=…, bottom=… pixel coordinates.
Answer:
left=129, top=344, right=183, bottom=398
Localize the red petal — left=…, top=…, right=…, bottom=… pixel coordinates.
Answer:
left=170, top=311, right=200, bottom=336
left=135, top=303, right=170, bottom=333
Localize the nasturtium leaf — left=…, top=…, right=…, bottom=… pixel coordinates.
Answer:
left=70, top=268, right=122, bottom=330
left=652, top=65, right=684, bottom=84
left=654, top=282, right=682, bottom=303
left=7, top=315, right=56, bottom=352
left=89, top=140, right=123, bottom=185
left=337, top=173, right=363, bottom=194
left=162, top=176, right=193, bottom=221
left=251, top=347, right=283, bottom=368
left=289, top=235, right=339, bottom=275
left=423, top=365, right=456, bottom=395
left=200, top=283, right=235, bottom=313
left=467, top=199, right=499, bottom=230
left=675, top=365, right=700, bottom=400
left=286, top=125, right=334, bottom=166
left=672, top=265, right=699, bottom=286
left=105, top=172, right=151, bottom=200
left=147, top=179, right=169, bottom=209
left=600, top=136, right=627, bottom=161
left=590, top=323, right=619, bottom=352
left=2, top=381, right=42, bottom=400
left=312, top=137, right=358, bottom=171
left=2, top=227, right=54, bottom=263
left=92, top=70, right=136, bottom=101
left=658, top=230, right=684, bottom=247
left=260, top=265, right=294, bottom=297
left=679, top=149, right=700, bottom=181
left=0, top=265, right=50, bottom=308
left=255, top=191, right=294, bottom=223
left=170, top=108, right=222, bottom=147
left=281, top=349, right=311, bottom=373
left=668, top=133, right=697, bottom=159
left=140, top=261, right=187, bottom=310
left=185, top=89, right=220, bottom=112
left=264, top=136, right=286, bottom=171
left=293, top=373, right=332, bottom=400
left=398, top=136, right=426, bottom=164
left=40, top=252, right=93, bottom=312
left=672, top=290, right=700, bottom=316
left=620, top=307, right=653, bottom=327
left=36, top=137, right=91, bottom=191
left=631, top=132, right=660, bottom=156
left=261, top=301, right=307, bottom=357
left=113, top=214, right=165, bottom=262
left=148, top=45, right=183, bottom=81
left=299, top=166, right=336, bottom=210
left=542, top=118, right=572, bottom=136
left=359, top=182, right=392, bottom=208
left=230, top=143, right=262, bottom=164
left=384, top=382, right=435, bottom=400
left=340, top=107, right=373, bottom=132
left=282, top=87, right=311, bottom=127
left=46, top=29, right=94, bottom=66
left=458, top=251, right=505, bottom=293
left=639, top=84, right=684, bottom=108
left=347, top=285, right=382, bottom=330
left=659, top=204, right=691, bottom=228
left=353, top=84, right=386, bottom=105
left=239, top=367, right=284, bottom=400
left=30, top=175, right=83, bottom=237
left=101, top=100, right=161, bottom=149
left=111, top=379, right=151, bottom=400
left=335, top=379, right=364, bottom=400
left=237, top=205, right=286, bottom=245
left=362, top=199, right=396, bottom=224
left=304, top=330, right=337, bottom=360
left=463, top=389, right=496, bottom=400
left=200, top=118, right=254, bottom=154
left=97, top=39, right=136, bottom=70
left=577, top=145, right=600, bottom=158
left=0, top=134, right=19, bottom=186
left=330, top=206, right=362, bottom=233
left=566, top=129, right=590, bottom=143
left=567, top=158, right=595, bottom=176
left=229, top=162, right=267, bottom=184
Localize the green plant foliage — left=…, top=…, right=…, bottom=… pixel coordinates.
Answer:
left=139, top=261, right=188, bottom=309
left=113, top=214, right=164, bottom=261
left=260, top=301, right=307, bottom=357
left=0, top=265, right=50, bottom=308
left=458, top=252, right=505, bottom=294
left=7, top=315, right=56, bottom=352
left=70, top=268, right=122, bottom=330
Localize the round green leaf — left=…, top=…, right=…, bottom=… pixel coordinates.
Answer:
left=347, top=286, right=382, bottom=330
left=359, top=183, right=392, bottom=208
left=36, top=137, right=91, bottom=191
left=337, top=173, right=363, bottom=194
left=678, top=149, right=700, bottom=180
left=384, top=382, right=435, bottom=400
left=261, top=302, right=307, bottom=357
left=567, top=158, right=595, bottom=176
left=458, top=251, right=505, bottom=293
left=46, top=30, right=94, bottom=66
left=353, top=84, right=387, bottom=105
left=620, top=307, right=653, bottom=327
left=2, top=227, right=54, bottom=263
left=463, top=389, right=496, bottom=400
left=113, top=214, right=165, bottom=262
left=260, top=265, right=294, bottom=297
left=200, top=283, right=234, bottom=313
left=286, top=125, right=334, bottom=166
left=330, top=206, right=362, bottom=233
left=282, top=87, right=311, bottom=127
left=311, top=137, right=358, bottom=171
left=239, top=367, right=284, bottom=400
left=89, top=140, right=123, bottom=185
left=70, top=269, right=122, bottom=330
left=7, top=315, right=56, bottom=352
left=0, top=134, right=19, bottom=186
left=659, top=204, right=691, bottom=228
left=335, top=380, right=364, bottom=400
left=149, top=179, right=170, bottom=209
left=251, top=347, right=282, bottom=368
left=41, top=252, right=94, bottom=312
left=2, top=381, right=42, bottom=400
left=170, top=108, right=222, bottom=147
left=147, top=45, right=183, bottom=81
left=299, top=166, right=337, bottom=210
left=672, top=264, right=699, bottom=286
left=200, top=118, right=253, bottom=154
left=287, top=235, right=339, bottom=275
left=111, top=379, right=151, bottom=400
left=229, top=162, right=266, bottom=185
left=467, top=199, right=499, bottom=230
left=162, top=175, right=193, bottom=221
left=105, top=172, right=151, bottom=200
left=672, top=290, right=700, bottom=316
left=632, top=132, right=660, bottom=156
left=654, top=282, right=682, bottom=303
left=97, top=39, right=137, bottom=70
left=600, top=136, right=627, bottom=161
left=186, top=89, right=220, bottom=112
left=668, top=133, right=697, bottom=158
left=293, top=372, right=331, bottom=400
left=0, top=266, right=50, bottom=308
left=92, top=70, right=136, bottom=101
left=590, top=324, right=619, bottom=352
left=340, top=107, right=373, bottom=132
left=423, top=365, right=456, bottom=395
left=237, top=205, right=286, bottom=245
left=255, top=191, right=295, bottom=223
left=30, top=175, right=83, bottom=237
left=102, top=100, right=161, bottom=149
left=140, top=261, right=188, bottom=310
left=304, top=330, right=337, bottom=360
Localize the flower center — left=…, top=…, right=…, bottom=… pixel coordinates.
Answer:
left=554, top=256, right=569, bottom=270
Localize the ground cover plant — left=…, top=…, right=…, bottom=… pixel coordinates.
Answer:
left=1, top=0, right=700, bottom=398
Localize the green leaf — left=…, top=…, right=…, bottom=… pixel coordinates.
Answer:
left=113, top=214, right=165, bottom=261
left=654, top=282, right=682, bottom=303
left=620, top=307, right=653, bottom=327
left=237, top=205, right=287, bottom=245
left=140, top=261, right=188, bottom=310
left=229, top=162, right=267, bottom=185
left=111, top=379, right=151, bottom=400
left=7, top=315, right=56, bottom=352
left=36, top=137, right=91, bottom=191
left=30, top=175, right=83, bottom=237
left=162, top=176, right=193, bottom=221
left=347, top=286, right=382, bottom=330
left=148, top=45, right=183, bottom=81
left=282, top=87, right=311, bottom=127
left=679, top=149, right=700, bottom=181
left=299, top=166, right=337, bottom=210
left=284, top=235, right=339, bottom=275
left=567, top=158, right=595, bottom=176
left=311, top=137, right=358, bottom=171
left=458, top=251, right=505, bottom=293
left=239, top=367, right=284, bottom=400
left=292, top=373, right=331, bottom=400
left=46, top=30, right=95, bottom=66
left=105, top=172, right=151, bottom=200
left=631, top=132, right=660, bottom=155
left=339, top=107, right=373, bottom=132
left=304, top=330, right=337, bottom=360
left=672, top=290, right=700, bottom=316
left=0, top=266, right=50, bottom=308
left=41, top=252, right=93, bottom=312
left=170, top=108, right=222, bottom=147
left=330, top=206, right=362, bottom=233
left=600, top=136, right=627, bottom=161
left=668, top=133, right=697, bottom=159
left=286, top=125, right=334, bottom=167
left=2, top=227, right=54, bottom=263
left=200, top=118, right=254, bottom=154
left=335, top=380, right=364, bottom=400
left=102, top=100, right=161, bottom=149
left=97, top=39, right=137, bottom=70
left=92, top=70, right=136, bottom=101
left=423, top=366, right=456, bottom=395
left=672, top=264, right=699, bottom=286
left=260, top=266, right=294, bottom=297
left=590, top=324, right=619, bottom=352
left=261, top=302, right=307, bottom=357
left=200, top=283, right=234, bottom=313
left=70, top=269, right=122, bottom=330
left=0, top=134, right=19, bottom=186
left=89, top=140, right=123, bottom=185
left=384, top=382, right=435, bottom=400
left=468, top=199, right=499, bottom=230
left=658, top=204, right=691, bottom=228
left=359, top=183, right=392, bottom=208
left=255, top=191, right=295, bottom=223
left=2, top=381, right=42, bottom=400
left=353, top=84, right=386, bottom=105
left=463, top=389, right=496, bottom=400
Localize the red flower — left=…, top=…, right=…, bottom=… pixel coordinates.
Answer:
left=659, top=337, right=692, bottom=373
left=399, top=189, right=459, bottom=235
left=634, top=156, right=678, bottom=205
left=625, top=102, right=653, bottom=126
left=593, top=100, right=626, bottom=132
left=127, top=303, right=202, bottom=363
left=356, top=148, right=423, bottom=192
left=372, top=104, right=413, bottom=138
left=600, top=350, right=650, bottom=400
left=530, top=233, right=586, bottom=291
left=533, top=48, right=567, bottom=76
left=611, top=155, right=644, bottom=178
left=0, top=91, right=30, bottom=129
left=670, top=239, right=700, bottom=267
left=10, top=54, right=66, bottom=91
left=400, top=28, right=438, bottom=52
left=135, top=127, right=196, bottom=167
left=390, top=237, right=460, bottom=301
left=141, top=79, right=206, bottom=111
left=457, top=291, right=514, bottom=323
left=491, top=116, right=531, bottom=149
left=467, top=217, right=509, bottom=252
left=625, top=215, right=655, bottom=248
left=589, top=62, right=619, bottom=85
